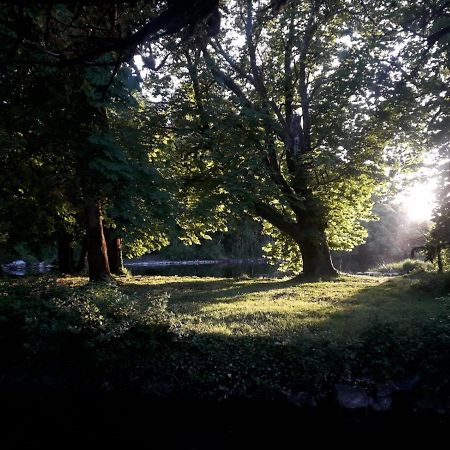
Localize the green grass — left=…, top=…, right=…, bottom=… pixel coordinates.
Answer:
left=122, top=274, right=448, bottom=341
left=1, top=273, right=450, bottom=398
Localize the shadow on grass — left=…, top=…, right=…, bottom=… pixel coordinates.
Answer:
left=116, top=274, right=450, bottom=387
left=2, top=274, right=449, bottom=390
left=121, top=275, right=359, bottom=310
left=1, top=273, right=450, bottom=447
left=121, top=275, right=432, bottom=328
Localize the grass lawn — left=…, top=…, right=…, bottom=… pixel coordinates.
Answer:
left=1, top=273, right=450, bottom=398
left=123, top=274, right=448, bottom=340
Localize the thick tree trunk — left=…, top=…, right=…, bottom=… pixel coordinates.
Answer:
left=86, top=201, right=111, bottom=282
left=254, top=202, right=337, bottom=281
left=297, top=234, right=338, bottom=280
left=293, top=223, right=338, bottom=281
left=104, top=227, right=125, bottom=275
left=57, top=233, right=75, bottom=274
left=108, top=238, right=125, bottom=275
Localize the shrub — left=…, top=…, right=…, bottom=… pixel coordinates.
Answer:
left=410, top=271, right=450, bottom=296
left=0, top=278, right=176, bottom=378
left=373, top=258, right=435, bottom=275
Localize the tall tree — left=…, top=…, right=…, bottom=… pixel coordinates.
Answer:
left=0, top=0, right=219, bottom=280
left=153, top=0, right=423, bottom=279
left=405, top=0, right=450, bottom=264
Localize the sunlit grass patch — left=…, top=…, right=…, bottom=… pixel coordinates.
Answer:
left=123, top=274, right=450, bottom=343
left=2, top=273, right=450, bottom=395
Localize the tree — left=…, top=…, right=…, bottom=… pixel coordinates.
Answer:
left=0, top=1, right=220, bottom=68
left=0, top=0, right=220, bottom=280
left=153, top=0, right=423, bottom=279
left=405, top=0, right=450, bottom=268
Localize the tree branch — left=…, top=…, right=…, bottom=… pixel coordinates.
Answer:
left=253, top=201, right=298, bottom=236
left=202, top=47, right=254, bottom=109
left=210, top=39, right=255, bottom=84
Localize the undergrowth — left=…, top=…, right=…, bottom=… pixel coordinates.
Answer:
left=1, top=273, right=450, bottom=398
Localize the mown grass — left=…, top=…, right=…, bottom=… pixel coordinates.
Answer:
left=1, top=273, right=450, bottom=398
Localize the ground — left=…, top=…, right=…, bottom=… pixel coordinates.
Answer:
left=1, top=273, right=450, bottom=397
left=121, top=274, right=448, bottom=341
left=1, top=273, right=450, bottom=445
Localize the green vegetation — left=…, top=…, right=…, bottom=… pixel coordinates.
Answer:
left=1, top=6, right=450, bottom=444
left=1, top=1, right=448, bottom=280
left=156, top=218, right=265, bottom=261
left=2, top=274, right=450, bottom=397
left=372, top=259, right=436, bottom=275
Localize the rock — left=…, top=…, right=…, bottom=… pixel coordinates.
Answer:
left=372, top=396, right=392, bottom=411
left=289, top=391, right=318, bottom=408
left=335, top=384, right=373, bottom=409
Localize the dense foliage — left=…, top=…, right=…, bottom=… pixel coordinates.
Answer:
left=0, top=1, right=220, bottom=279
left=145, top=0, right=444, bottom=277
left=0, top=0, right=449, bottom=279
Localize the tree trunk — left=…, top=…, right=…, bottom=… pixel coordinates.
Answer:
left=76, top=236, right=88, bottom=273
left=86, top=201, right=111, bottom=282
left=108, top=237, right=125, bottom=275
left=254, top=202, right=337, bottom=281
left=104, top=227, right=125, bottom=275
left=57, top=233, right=75, bottom=274
left=294, top=224, right=338, bottom=280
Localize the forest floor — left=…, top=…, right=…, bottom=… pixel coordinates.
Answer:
left=1, top=273, right=450, bottom=445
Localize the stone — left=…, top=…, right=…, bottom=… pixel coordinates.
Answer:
left=335, top=384, right=373, bottom=409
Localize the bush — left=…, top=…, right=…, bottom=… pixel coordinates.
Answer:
left=0, top=278, right=176, bottom=379
left=373, top=258, right=435, bottom=275
left=410, top=271, right=450, bottom=296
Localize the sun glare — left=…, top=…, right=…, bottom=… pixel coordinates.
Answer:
left=396, top=181, right=437, bottom=222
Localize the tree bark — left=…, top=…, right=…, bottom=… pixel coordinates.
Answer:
left=295, top=227, right=338, bottom=280
left=86, top=201, right=111, bottom=282
left=254, top=202, right=338, bottom=280
left=57, top=233, right=75, bottom=274
left=104, top=227, right=125, bottom=275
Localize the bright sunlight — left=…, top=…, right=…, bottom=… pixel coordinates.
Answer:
left=396, top=180, right=437, bottom=222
